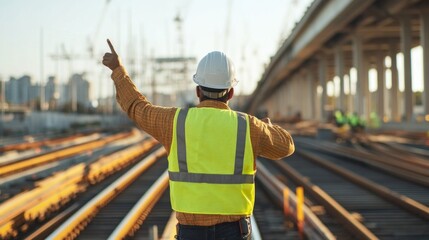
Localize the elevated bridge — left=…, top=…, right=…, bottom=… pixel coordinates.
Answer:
left=246, top=0, right=429, bottom=129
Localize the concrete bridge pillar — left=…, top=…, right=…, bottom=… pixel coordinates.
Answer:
left=335, top=46, right=345, bottom=111
left=390, top=42, right=400, bottom=122
left=421, top=12, right=429, bottom=119
left=352, top=33, right=364, bottom=116
left=318, top=53, right=328, bottom=121
left=376, top=48, right=385, bottom=120
left=400, top=15, right=413, bottom=122
left=363, top=54, right=370, bottom=121
left=307, top=67, right=317, bottom=119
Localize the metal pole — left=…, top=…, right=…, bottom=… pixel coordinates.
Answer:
left=152, top=64, right=157, bottom=105
left=0, top=77, right=4, bottom=136
left=40, top=28, right=45, bottom=111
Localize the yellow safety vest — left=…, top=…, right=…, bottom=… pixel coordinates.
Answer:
left=168, top=107, right=255, bottom=215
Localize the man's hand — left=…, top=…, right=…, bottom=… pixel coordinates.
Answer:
left=102, top=39, right=121, bottom=70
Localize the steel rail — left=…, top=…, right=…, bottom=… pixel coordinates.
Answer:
left=0, top=133, right=102, bottom=166
left=46, top=148, right=166, bottom=240
left=0, top=131, right=133, bottom=176
left=257, top=160, right=337, bottom=240
left=382, top=141, right=429, bottom=159
left=294, top=138, right=429, bottom=187
left=323, top=139, right=429, bottom=177
left=23, top=204, right=79, bottom=240
left=0, top=163, right=87, bottom=238
left=0, top=133, right=88, bottom=152
left=364, top=141, right=429, bottom=169
left=269, top=159, right=379, bottom=240
left=0, top=133, right=146, bottom=187
left=296, top=149, right=429, bottom=220
left=108, top=170, right=169, bottom=239
left=0, top=138, right=157, bottom=239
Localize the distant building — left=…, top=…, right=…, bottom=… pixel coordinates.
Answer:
left=0, top=78, right=5, bottom=108
left=97, top=96, right=120, bottom=114
left=65, top=73, right=90, bottom=110
left=5, top=77, right=17, bottom=104
left=29, top=83, right=41, bottom=108
left=57, top=83, right=68, bottom=106
left=45, top=76, right=59, bottom=109
left=6, top=75, right=31, bottom=105
left=45, top=76, right=57, bottom=102
left=2, top=72, right=94, bottom=112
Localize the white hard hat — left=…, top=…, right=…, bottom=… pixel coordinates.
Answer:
left=193, top=51, right=238, bottom=89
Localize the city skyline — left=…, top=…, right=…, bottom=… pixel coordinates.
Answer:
left=2, top=73, right=92, bottom=111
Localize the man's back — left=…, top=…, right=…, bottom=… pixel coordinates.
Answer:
left=103, top=44, right=295, bottom=238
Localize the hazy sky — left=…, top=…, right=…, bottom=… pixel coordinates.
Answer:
left=0, top=0, right=313, bottom=99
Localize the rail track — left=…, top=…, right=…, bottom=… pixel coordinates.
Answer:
left=0, top=132, right=91, bottom=153
left=38, top=150, right=271, bottom=239
left=67, top=151, right=168, bottom=239
left=0, top=133, right=147, bottom=203
left=0, top=130, right=137, bottom=177
left=258, top=158, right=358, bottom=240
left=0, top=133, right=159, bottom=239
left=295, top=137, right=429, bottom=188
left=9, top=142, right=312, bottom=239
left=3, top=130, right=428, bottom=239
left=262, top=137, right=429, bottom=239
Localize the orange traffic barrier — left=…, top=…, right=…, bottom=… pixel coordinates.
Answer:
left=296, top=187, right=304, bottom=239
left=283, top=188, right=289, bottom=216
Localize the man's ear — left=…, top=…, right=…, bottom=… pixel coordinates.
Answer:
left=196, top=86, right=201, bottom=98
left=227, top=88, right=234, bottom=100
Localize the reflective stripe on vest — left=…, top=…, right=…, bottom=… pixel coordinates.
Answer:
left=168, top=108, right=255, bottom=215
left=170, top=109, right=253, bottom=184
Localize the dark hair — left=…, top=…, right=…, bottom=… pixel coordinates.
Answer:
left=199, top=86, right=230, bottom=102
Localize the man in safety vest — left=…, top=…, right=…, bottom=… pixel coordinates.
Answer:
left=103, top=39, right=295, bottom=240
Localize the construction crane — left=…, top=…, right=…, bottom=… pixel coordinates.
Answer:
left=87, top=0, right=112, bottom=59
left=149, top=2, right=196, bottom=107
left=224, top=0, right=233, bottom=52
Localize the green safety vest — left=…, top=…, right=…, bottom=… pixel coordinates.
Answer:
left=168, top=107, right=255, bottom=215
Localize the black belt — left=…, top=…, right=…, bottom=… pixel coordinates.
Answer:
left=176, top=217, right=251, bottom=240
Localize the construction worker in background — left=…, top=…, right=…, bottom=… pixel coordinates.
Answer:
left=347, top=112, right=365, bottom=133
left=102, top=39, right=295, bottom=240
left=334, top=109, right=346, bottom=127
left=333, top=109, right=349, bottom=138
left=369, top=112, right=381, bottom=129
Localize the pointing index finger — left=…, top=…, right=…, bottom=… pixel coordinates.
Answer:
left=107, top=39, right=116, bottom=54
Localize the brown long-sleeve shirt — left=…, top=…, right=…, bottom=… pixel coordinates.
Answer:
left=111, top=66, right=295, bottom=226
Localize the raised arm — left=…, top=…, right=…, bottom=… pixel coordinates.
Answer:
left=102, top=39, right=177, bottom=148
